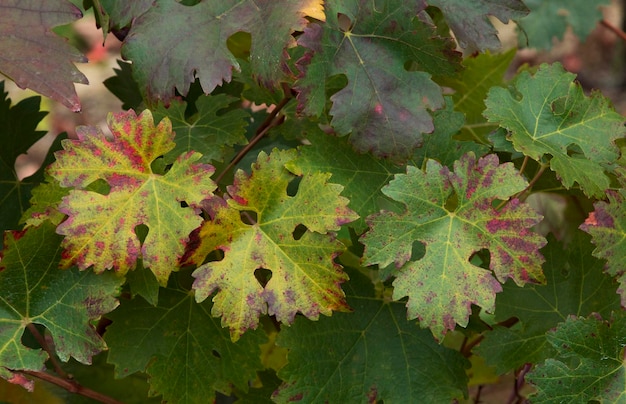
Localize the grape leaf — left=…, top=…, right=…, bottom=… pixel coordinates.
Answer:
left=361, top=153, right=546, bottom=339
left=152, top=94, right=249, bottom=165
left=484, top=63, right=625, bottom=198
left=104, top=285, right=265, bottom=403
left=121, top=0, right=316, bottom=104
left=0, top=0, right=88, bottom=111
left=274, top=269, right=469, bottom=403
left=103, top=60, right=143, bottom=111
left=439, top=49, right=516, bottom=144
left=517, top=0, right=610, bottom=50
left=188, top=149, right=358, bottom=340
left=527, top=313, right=626, bottom=403
left=0, top=222, right=123, bottom=377
left=0, top=84, right=47, bottom=232
left=47, top=109, right=216, bottom=285
left=286, top=130, right=402, bottom=233
left=20, top=175, right=70, bottom=228
left=477, top=232, right=620, bottom=374
left=580, top=171, right=626, bottom=306
left=247, top=0, right=325, bottom=85
left=427, top=0, right=529, bottom=51
left=99, top=0, right=153, bottom=31
left=409, top=97, right=489, bottom=168
left=295, top=0, right=460, bottom=161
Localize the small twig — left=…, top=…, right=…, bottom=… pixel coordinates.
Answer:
left=507, top=363, right=532, bottom=404
left=601, top=19, right=626, bottom=42
left=214, top=92, right=292, bottom=186
left=473, top=384, right=483, bottom=404
left=518, top=156, right=530, bottom=177
left=26, top=323, right=68, bottom=379
left=21, top=370, right=124, bottom=404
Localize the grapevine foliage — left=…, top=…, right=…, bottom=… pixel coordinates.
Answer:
left=0, top=0, right=625, bottom=402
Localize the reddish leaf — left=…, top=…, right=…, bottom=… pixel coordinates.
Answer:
left=47, top=110, right=216, bottom=284
left=0, top=0, right=88, bottom=111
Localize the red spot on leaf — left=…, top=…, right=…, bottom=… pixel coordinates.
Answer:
left=584, top=212, right=598, bottom=226
left=7, top=373, right=34, bottom=392
left=367, top=386, right=378, bottom=403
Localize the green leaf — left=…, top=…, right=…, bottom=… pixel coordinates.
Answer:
left=477, top=232, right=620, bottom=374
left=286, top=130, right=402, bottom=233
left=0, top=1, right=87, bottom=111
left=484, top=63, right=625, bottom=198
left=0, top=84, right=48, bottom=232
left=47, top=110, right=216, bottom=285
left=409, top=97, right=490, bottom=168
left=580, top=171, right=626, bottom=306
left=103, top=60, right=143, bottom=111
left=439, top=49, right=516, bottom=144
left=188, top=149, right=358, bottom=340
left=104, top=286, right=265, bottom=403
left=0, top=222, right=123, bottom=374
left=527, top=312, right=626, bottom=403
left=152, top=94, right=249, bottom=165
left=20, top=175, right=70, bottom=228
left=274, top=269, right=469, bottom=403
left=296, top=0, right=459, bottom=161
left=517, top=0, right=610, bottom=50
left=428, top=0, right=528, bottom=51
left=362, top=153, right=546, bottom=339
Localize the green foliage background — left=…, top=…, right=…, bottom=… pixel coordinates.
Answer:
left=1, top=0, right=625, bottom=402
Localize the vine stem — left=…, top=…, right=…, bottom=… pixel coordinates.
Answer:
left=213, top=88, right=292, bottom=186
left=26, top=323, right=67, bottom=379
left=601, top=19, right=626, bottom=42
left=21, top=370, right=124, bottom=404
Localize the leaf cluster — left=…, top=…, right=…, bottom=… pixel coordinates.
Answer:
left=0, top=0, right=625, bottom=402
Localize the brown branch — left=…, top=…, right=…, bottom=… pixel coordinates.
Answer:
left=214, top=91, right=292, bottom=186
left=21, top=370, right=124, bottom=404
left=26, top=323, right=68, bottom=379
left=601, top=19, right=626, bottom=42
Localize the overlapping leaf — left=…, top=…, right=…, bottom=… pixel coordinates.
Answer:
left=477, top=232, right=620, bottom=374
left=580, top=170, right=626, bottom=305
left=152, top=94, right=249, bottom=165
left=362, top=153, right=546, bottom=338
left=527, top=313, right=626, bottom=403
left=439, top=50, right=516, bottom=144
left=274, top=269, right=469, bottom=403
left=0, top=222, right=123, bottom=378
left=517, top=0, right=610, bottom=50
left=409, top=98, right=489, bottom=168
left=286, top=130, right=402, bottom=233
left=427, top=0, right=528, bottom=51
left=104, top=286, right=265, bottom=403
left=484, top=63, right=625, bottom=198
left=296, top=0, right=460, bottom=161
left=188, top=149, right=358, bottom=340
left=0, top=84, right=48, bottom=232
left=0, top=1, right=87, bottom=111
left=121, top=0, right=318, bottom=104
left=47, top=109, right=216, bottom=285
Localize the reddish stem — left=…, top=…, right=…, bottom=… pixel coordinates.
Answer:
left=21, top=370, right=124, bottom=404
